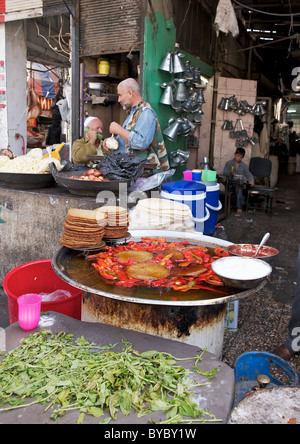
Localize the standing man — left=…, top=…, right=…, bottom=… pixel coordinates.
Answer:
left=72, top=117, right=104, bottom=166
left=104, top=78, right=169, bottom=173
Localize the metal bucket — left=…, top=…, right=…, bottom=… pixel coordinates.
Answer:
left=228, top=387, right=300, bottom=424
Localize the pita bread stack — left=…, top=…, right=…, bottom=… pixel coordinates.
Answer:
left=95, top=206, right=130, bottom=239
left=129, top=198, right=195, bottom=232
left=60, top=208, right=107, bottom=249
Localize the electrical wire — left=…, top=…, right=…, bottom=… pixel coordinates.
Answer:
left=177, top=0, right=192, bottom=41
left=34, top=19, right=70, bottom=60
left=232, top=0, right=300, bottom=17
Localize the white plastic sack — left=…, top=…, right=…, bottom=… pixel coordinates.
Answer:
left=39, top=289, right=72, bottom=302
left=214, top=0, right=239, bottom=37
left=57, top=98, right=70, bottom=123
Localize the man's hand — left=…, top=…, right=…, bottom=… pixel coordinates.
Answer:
left=109, top=122, right=130, bottom=144
left=102, top=139, right=111, bottom=152
left=109, top=122, right=123, bottom=135
left=87, top=128, right=98, bottom=145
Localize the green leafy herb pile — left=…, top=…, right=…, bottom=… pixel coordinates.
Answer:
left=0, top=329, right=220, bottom=424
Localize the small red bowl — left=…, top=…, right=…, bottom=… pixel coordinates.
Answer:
left=227, top=244, right=279, bottom=262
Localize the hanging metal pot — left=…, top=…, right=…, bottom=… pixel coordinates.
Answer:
left=222, top=120, right=233, bottom=131
left=252, top=103, right=266, bottom=116
left=175, top=78, right=188, bottom=102
left=218, top=97, right=226, bottom=110
left=160, top=82, right=175, bottom=106
left=178, top=118, right=190, bottom=136
left=228, top=95, right=238, bottom=111
left=188, top=120, right=197, bottom=133
left=239, top=119, right=248, bottom=137
left=182, top=96, right=197, bottom=112
left=223, top=97, right=231, bottom=111
left=194, top=112, right=203, bottom=123
left=230, top=120, right=240, bottom=139
left=163, top=118, right=182, bottom=142
left=172, top=100, right=183, bottom=114
left=183, top=61, right=194, bottom=80
left=159, top=50, right=174, bottom=73
left=173, top=51, right=185, bottom=74
left=169, top=149, right=190, bottom=167
left=193, top=68, right=202, bottom=87
left=197, top=89, right=205, bottom=104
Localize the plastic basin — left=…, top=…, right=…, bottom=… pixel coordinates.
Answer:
left=3, top=259, right=82, bottom=324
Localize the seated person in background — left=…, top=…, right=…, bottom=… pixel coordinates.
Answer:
left=72, top=117, right=104, bottom=166
left=223, top=147, right=255, bottom=217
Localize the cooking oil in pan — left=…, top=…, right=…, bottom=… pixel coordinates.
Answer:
left=64, top=249, right=234, bottom=303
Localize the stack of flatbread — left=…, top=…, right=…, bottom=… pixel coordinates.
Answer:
left=60, top=208, right=107, bottom=249
left=129, top=198, right=195, bottom=232
left=95, top=206, right=130, bottom=239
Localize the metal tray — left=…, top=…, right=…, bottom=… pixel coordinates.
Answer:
left=0, top=172, right=54, bottom=189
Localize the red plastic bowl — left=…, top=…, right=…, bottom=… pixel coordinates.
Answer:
left=227, top=244, right=279, bottom=262
left=3, top=259, right=82, bottom=324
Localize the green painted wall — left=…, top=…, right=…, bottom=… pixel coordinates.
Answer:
left=142, top=12, right=213, bottom=180
left=143, top=13, right=185, bottom=180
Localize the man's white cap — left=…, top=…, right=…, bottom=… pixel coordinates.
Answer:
left=84, top=116, right=97, bottom=127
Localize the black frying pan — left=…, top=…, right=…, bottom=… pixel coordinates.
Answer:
left=50, top=163, right=132, bottom=197
left=0, top=171, right=54, bottom=189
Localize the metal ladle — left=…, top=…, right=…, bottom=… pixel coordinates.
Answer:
left=254, top=233, right=270, bottom=257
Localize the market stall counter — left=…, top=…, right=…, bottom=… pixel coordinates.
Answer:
left=0, top=311, right=235, bottom=425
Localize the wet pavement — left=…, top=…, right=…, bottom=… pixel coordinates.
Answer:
left=0, top=171, right=299, bottom=381
left=220, top=171, right=300, bottom=380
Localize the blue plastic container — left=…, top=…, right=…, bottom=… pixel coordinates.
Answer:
left=161, top=180, right=209, bottom=233
left=233, top=351, right=299, bottom=405
left=201, top=181, right=222, bottom=236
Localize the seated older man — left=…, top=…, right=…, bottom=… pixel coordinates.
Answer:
left=72, top=116, right=104, bottom=166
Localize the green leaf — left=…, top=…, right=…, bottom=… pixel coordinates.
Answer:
left=119, top=391, right=132, bottom=416
left=99, top=417, right=111, bottom=424
left=87, top=406, right=104, bottom=418
left=77, top=413, right=85, bottom=424
left=57, top=389, right=70, bottom=405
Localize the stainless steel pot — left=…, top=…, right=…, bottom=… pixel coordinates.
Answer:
left=87, top=82, right=109, bottom=90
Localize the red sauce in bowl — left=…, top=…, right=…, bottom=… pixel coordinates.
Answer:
left=228, top=244, right=279, bottom=258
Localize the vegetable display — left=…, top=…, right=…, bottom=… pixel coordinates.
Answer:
left=69, top=168, right=108, bottom=182
left=89, top=237, right=230, bottom=294
left=0, top=330, right=221, bottom=424
left=0, top=150, right=63, bottom=174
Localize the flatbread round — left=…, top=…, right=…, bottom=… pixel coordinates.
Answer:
left=115, top=250, right=153, bottom=262
left=126, top=263, right=170, bottom=280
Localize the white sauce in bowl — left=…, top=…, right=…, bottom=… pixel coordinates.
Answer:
left=212, top=257, right=272, bottom=280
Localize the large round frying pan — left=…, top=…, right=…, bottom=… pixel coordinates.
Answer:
left=52, top=230, right=268, bottom=307
left=0, top=171, right=54, bottom=189
left=50, top=163, right=132, bottom=197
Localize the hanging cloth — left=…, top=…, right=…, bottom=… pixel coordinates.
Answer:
left=214, top=0, right=239, bottom=37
